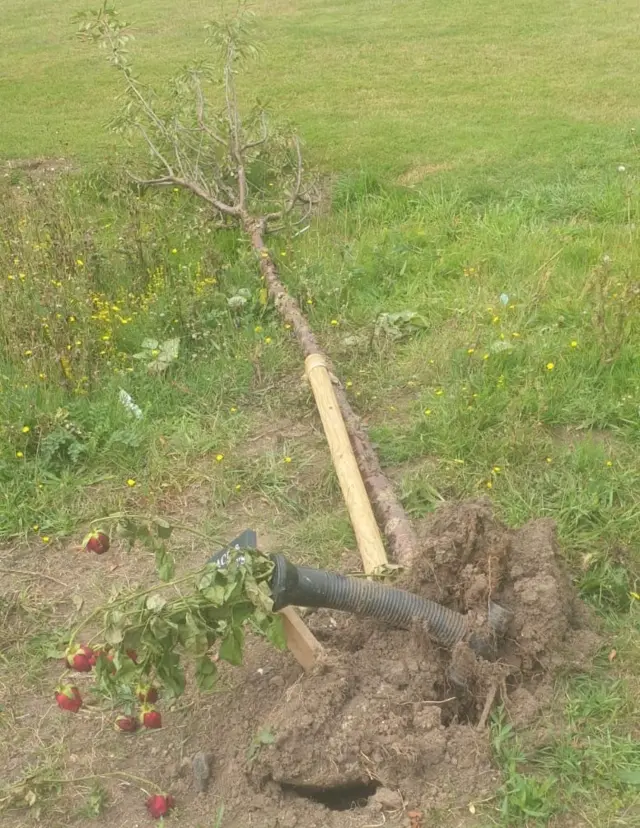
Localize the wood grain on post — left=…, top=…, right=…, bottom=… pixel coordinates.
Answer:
left=305, top=353, right=388, bottom=574
left=279, top=606, right=323, bottom=671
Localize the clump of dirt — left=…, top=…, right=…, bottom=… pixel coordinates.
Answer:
left=1, top=500, right=596, bottom=827
left=186, top=500, right=599, bottom=827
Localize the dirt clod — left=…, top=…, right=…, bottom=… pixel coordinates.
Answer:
left=1, top=500, right=597, bottom=828
left=188, top=500, right=598, bottom=826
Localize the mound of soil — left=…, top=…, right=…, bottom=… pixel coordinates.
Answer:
left=190, top=500, right=599, bottom=827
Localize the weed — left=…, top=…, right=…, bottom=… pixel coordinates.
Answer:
left=77, top=783, right=108, bottom=818
left=247, top=727, right=275, bottom=764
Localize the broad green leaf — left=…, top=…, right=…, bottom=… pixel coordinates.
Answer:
left=245, top=579, right=274, bottom=613
left=202, top=584, right=226, bottom=606
left=159, top=338, right=180, bottom=361
left=219, top=626, right=244, bottom=666
left=195, top=656, right=218, bottom=691
left=266, top=616, right=287, bottom=650
left=104, top=623, right=124, bottom=646
left=153, top=518, right=173, bottom=539
left=141, top=338, right=159, bottom=350
left=146, top=594, right=167, bottom=612
left=155, top=546, right=175, bottom=582
left=156, top=652, right=185, bottom=697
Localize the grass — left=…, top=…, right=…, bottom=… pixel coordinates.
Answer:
left=1, top=0, right=640, bottom=825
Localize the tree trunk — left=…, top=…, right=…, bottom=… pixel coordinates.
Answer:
left=247, top=219, right=419, bottom=567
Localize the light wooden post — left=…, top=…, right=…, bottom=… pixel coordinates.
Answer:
left=305, top=354, right=388, bottom=575
left=279, top=606, right=323, bottom=671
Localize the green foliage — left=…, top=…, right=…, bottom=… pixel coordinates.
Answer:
left=247, top=727, right=276, bottom=763
left=80, top=522, right=285, bottom=704
left=78, top=783, right=108, bottom=818
left=75, top=2, right=309, bottom=224
left=491, top=710, right=558, bottom=824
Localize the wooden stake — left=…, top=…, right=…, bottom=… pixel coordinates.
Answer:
left=279, top=606, right=323, bottom=671
left=305, top=353, right=388, bottom=574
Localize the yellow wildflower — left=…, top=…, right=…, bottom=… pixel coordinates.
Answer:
left=467, top=348, right=475, bottom=355
left=126, top=478, right=136, bottom=487
left=284, top=456, right=292, bottom=463
left=21, top=426, right=30, bottom=434
left=570, top=340, right=578, bottom=348
left=264, top=337, right=272, bottom=344
left=424, top=409, right=432, bottom=416
left=546, top=362, right=555, bottom=371
left=216, top=454, right=224, bottom=462
left=41, top=536, right=50, bottom=543
left=16, top=451, right=24, bottom=458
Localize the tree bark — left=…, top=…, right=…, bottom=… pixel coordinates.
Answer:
left=247, top=219, right=419, bottom=567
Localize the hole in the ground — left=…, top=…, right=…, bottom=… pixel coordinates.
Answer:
left=434, top=681, right=479, bottom=726
left=281, top=779, right=381, bottom=811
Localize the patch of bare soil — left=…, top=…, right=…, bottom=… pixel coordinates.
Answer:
left=0, top=500, right=599, bottom=828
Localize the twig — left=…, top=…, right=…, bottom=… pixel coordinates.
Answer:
left=0, top=568, right=68, bottom=588
left=477, top=682, right=499, bottom=730
left=265, top=136, right=303, bottom=223
left=128, top=172, right=239, bottom=216
left=242, top=111, right=269, bottom=150
left=0, top=769, right=161, bottom=805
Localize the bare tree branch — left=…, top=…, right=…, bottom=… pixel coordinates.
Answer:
left=135, top=123, right=175, bottom=176
left=241, top=111, right=269, bottom=151
left=128, top=173, right=239, bottom=215
left=193, top=73, right=228, bottom=148
left=222, top=43, right=248, bottom=212
left=264, top=136, right=303, bottom=223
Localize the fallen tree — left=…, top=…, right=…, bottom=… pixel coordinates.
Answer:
left=78, top=2, right=419, bottom=566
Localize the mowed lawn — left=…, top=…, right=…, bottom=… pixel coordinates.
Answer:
left=2, top=0, right=639, bottom=182
left=1, top=0, right=640, bottom=825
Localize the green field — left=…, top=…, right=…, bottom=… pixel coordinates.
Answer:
left=1, top=0, right=640, bottom=824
